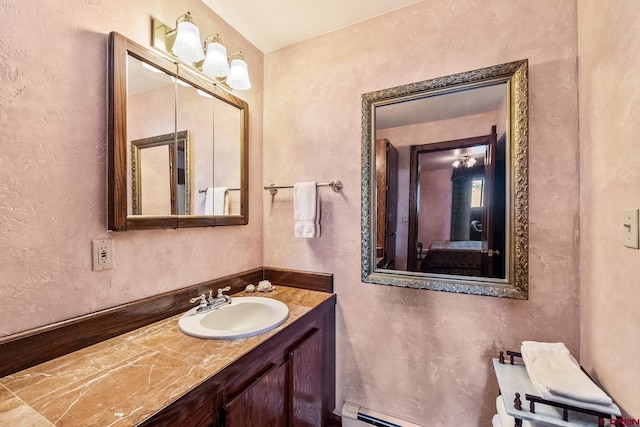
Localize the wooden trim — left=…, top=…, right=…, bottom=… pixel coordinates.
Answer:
left=264, top=267, right=333, bottom=293
left=107, top=32, right=128, bottom=231
left=0, top=268, right=262, bottom=377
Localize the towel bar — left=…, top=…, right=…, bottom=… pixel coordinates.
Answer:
left=264, top=179, right=343, bottom=196
left=199, top=188, right=240, bottom=194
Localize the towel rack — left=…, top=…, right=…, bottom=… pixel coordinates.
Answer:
left=199, top=188, right=241, bottom=194
left=264, top=179, right=343, bottom=196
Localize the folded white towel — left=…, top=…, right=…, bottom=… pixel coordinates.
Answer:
left=521, top=341, right=613, bottom=406
left=205, top=187, right=229, bottom=215
left=491, top=413, right=501, bottom=427
left=294, top=182, right=320, bottom=238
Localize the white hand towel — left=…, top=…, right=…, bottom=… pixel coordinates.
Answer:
left=294, top=182, right=320, bottom=238
left=521, top=341, right=613, bottom=406
left=205, top=187, right=229, bottom=215
left=213, top=187, right=229, bottom=215
left=205, top=187, right=215, bottom=215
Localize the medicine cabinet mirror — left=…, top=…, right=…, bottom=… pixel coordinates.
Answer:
left=361, top=60, right=528, bottom=299
left=108, top=32, right=248, bottom=231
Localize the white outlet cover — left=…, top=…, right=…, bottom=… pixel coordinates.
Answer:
left=623, top=209, right=639, bottom=249
left=92, top=239, right=114, bottom=270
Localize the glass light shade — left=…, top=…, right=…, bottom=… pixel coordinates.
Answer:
left=452, top=160, right=461, bottom=168
left=467, top=157, right=477, bottom=167
left=227, top=58, right=251, bottom=90
left=172, top=20, right=204, bottom=63
left=202, top=42, right=230, bottom=77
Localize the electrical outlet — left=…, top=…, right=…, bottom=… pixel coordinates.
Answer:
left=623, top=209, right=639, bottom=249
left=92, top=239, right=114, bottom=270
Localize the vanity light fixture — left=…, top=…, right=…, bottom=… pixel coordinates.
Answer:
left=202, top=35, right=230, bottom=77
left=452, top=156, right=477, bottom=168
left=171, top=12, right=205, bottom=64
left=152, top=13, right=251, bottom=91
left=226, top=51, right=252, bottom=90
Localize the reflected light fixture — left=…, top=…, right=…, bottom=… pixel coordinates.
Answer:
left=152, top=12, right=251, bottom=91
left=197, top=89, right=214, bottom=99
left=452, top=156, right=477, bottom=168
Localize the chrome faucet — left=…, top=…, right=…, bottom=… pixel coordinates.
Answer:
left=189, top=286, right=232, bottom=312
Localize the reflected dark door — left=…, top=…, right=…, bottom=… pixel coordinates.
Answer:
left=375, top=139, right=398, bottom=269
left=407, top=130, right=496, bottom=275
left=481, top=126, right=497, bottom=276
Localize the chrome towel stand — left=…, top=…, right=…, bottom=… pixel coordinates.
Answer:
left=264, top=179, right=343, bottom=196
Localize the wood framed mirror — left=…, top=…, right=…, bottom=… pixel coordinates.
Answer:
left=108, top=32, right=249, bottom=231
left=361, top=60, right=528, bottom=299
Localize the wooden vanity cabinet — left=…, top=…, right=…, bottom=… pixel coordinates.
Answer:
left=223, top=362, right=287, bottom=426
left=141, top=296, right=335, bottom=427
left=223, top=328, right=323, bottom=426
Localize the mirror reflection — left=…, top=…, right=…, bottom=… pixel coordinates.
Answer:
left=175, top=75, right=214, bottom=215
left=213, top=99, right=242, bottom=215
left=361, top=60, right=529, bottom=299
left=131, top=131, right=189, bottom=215
left=108, top=32, right=249, bottom=230
left=126, top=55, right=176, bottom=216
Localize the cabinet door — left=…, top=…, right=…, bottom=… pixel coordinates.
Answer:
left=223, top=363, right=286, bottom=427
left=289, top=329, right=323, bottom=427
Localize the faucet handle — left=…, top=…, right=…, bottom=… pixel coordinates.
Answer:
left=216, top=286, right=231, bottom=297
left=189, top=294, right=208, bottom=310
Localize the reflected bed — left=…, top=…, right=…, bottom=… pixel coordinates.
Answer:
left=421, top=240, right=482, bottom=276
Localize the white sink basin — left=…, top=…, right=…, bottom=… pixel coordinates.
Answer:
left=178, top=296, right=289, bottom=339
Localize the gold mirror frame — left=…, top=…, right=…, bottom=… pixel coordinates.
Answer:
left=108, top=32, right=249, bottom=230
left=361, top=60, right=529, bottom=299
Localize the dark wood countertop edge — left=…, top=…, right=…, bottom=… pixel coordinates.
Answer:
left=0, top=266, right=334, bottom=377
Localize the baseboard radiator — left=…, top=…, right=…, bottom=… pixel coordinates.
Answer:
left=341, top=401, right=423, bottom=427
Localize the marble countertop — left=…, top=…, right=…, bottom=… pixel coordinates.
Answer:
left=0, top=286, right=333, bottom=426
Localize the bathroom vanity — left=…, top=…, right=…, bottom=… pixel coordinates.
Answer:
left=0, top=279, right=336, bottom=426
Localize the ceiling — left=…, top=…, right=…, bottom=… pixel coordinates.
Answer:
left=201, top=0, right=424, bottom=52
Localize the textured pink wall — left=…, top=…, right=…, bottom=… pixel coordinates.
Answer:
left=578, top=0, right=640, bottom=416
left=0, top=1, right=264, bottom=336
left=264, top=1, right=579, bottom=424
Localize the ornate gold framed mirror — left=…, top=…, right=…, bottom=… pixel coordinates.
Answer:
left=361, top=60, right=528, bottom=298
left=108, top=32, right=249, bottom=231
